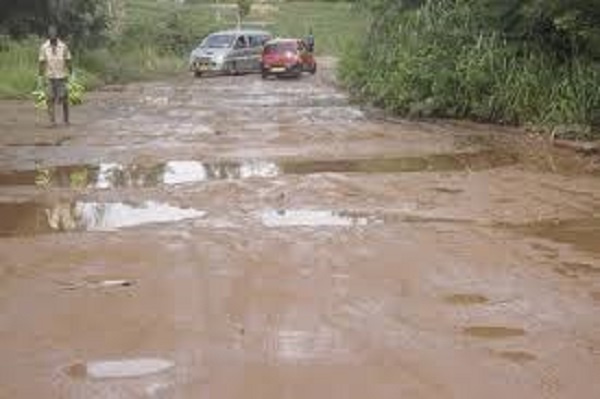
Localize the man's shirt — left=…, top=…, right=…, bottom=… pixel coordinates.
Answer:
left=39, top=40, right=72, bottom=79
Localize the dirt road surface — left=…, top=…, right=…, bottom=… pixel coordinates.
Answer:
left=1, top=61, right=599, bottom=398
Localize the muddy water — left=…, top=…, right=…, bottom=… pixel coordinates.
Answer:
left=518, top=217, right=600, bottom=255
left=0, top=150, right=516, bottom=188
left=66, top=358, right=174, bottom=379
left=0, top=201, right=204, bottom=236
left=463, top=326, right=527, bottom=339
left=1, top=62, right=600, bottom=399
left=260, top=209, right=379, bottom=227
left=444, top=293, right=489, bottom=305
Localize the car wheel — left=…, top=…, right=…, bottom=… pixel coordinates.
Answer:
left=310, top=63, right=317, bottom=75
left=194, top=70, right=203, bottom=78
left=261, top=71, right=269, bottom=79
left=225, top=61, right=236, bottom=75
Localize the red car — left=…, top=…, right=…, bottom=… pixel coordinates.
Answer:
left=261, top=38, right=317, bottom=79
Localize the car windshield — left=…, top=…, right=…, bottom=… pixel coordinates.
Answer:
left=264, top=42, right=297, bottom=54
left=201, top=34, right=235, bottom=49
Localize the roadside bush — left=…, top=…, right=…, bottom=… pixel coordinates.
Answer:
left=0, top=37, right=38, bottom=98
left=340, top=0, right=600, bottom=138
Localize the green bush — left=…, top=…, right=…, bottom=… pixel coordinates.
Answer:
left=341, top=0, right=600, bottom=138
left=0, top=37, right=39, bottom=99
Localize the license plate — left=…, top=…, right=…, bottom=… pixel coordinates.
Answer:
left=271, top=67, right=286, bottom=73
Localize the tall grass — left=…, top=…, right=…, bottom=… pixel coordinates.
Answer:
left=272, top=2, right=366, bottom=56
left=0, top=38, right=38, bottom=99
left=340, top=0, right=600, bottom=138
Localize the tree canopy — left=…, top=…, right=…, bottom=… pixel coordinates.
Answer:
left=0, top=0, right=107, bottom=48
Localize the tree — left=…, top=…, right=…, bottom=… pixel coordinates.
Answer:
left=237, top=0, right=252, bottom=22
left=0, top=0, right=107, bottom=48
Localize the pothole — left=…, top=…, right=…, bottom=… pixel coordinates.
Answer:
left=444, top=293, right=489, bottom=305
left=65, top=358, right=174, bottom=380
left=512, top=217, right=600, bottom=255
left=496, top=350, right=537, bottom=364
left=463, top=326, right=526, bottom=339
left=260, top=209, right=380, bottom=227
left=0, top=200, right=205, bottom=237
left=0, top=150, right=517, bottom=188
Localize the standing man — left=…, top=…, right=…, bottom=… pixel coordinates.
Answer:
left=38, top=26, right=72, bottom=126
left=306, top=28, right=315, bottom=53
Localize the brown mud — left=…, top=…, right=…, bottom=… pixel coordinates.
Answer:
left=1, top=60, right=599, bottom=398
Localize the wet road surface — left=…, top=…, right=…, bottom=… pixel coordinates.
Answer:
left=1, top=61, right=600, bottom=398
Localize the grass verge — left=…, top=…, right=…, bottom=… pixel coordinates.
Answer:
left=339, top=1, right=600, bottom=139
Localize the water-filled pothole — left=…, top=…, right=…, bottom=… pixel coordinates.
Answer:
left=66, top=358, right=173, bottom=379
left=260, top=209, right=380, bottom=227
left=496, top=351, right=537, bottom=364
left=0, top=200, right=205, bottom=237
left=463, top=326, right=526, bottom=339
left=514, top=217, right=600, bottom=255
left=0, top=150, right=517, bottom=188
left=444, top=293, right=489, bottom=305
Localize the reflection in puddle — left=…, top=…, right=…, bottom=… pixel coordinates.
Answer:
left=0, top=150, right=516, bottom=188
left=517, top=217, right=600, bottom=255
left=0, top=201, right=205, bottom=236
left=162, top=160, right=279, bottom=184
left=463, top=326, right=526, bottom=339
left=0, top=160, right=280, bottom=189
left=261, top=210, right=378, bottom=227
left=76, top=201, right=205, bottom=231
left=66, top=358, right=173, bottom=379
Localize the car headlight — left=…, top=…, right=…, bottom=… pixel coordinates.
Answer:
left=214, top=55, right=225, bottom=65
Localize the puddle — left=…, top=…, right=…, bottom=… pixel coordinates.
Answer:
left=463, top=326, right=526, bottom=339
left=93, top=279, right=135, bottom=287
left=433, top=187, right=464, bottom=194
left=496, top=351, right=537, bottom=364
left=57, top=278, right=135, bottom=291
left=0, top=160, right=280, bottom=189
left=0, top=201, right=205, bottom=237
left=162, top=160, right=279, bottom=185
left=281, top=150, right=517, bottom=175
left=517, top=218, right=600, bottom=255
left=260, top=209, right=378, bottom=227
left=444, top=293, right=489, bottom=305
left=6, top=140, right=65, bottom=147
left=0, top=150, right=516, bottom=188
left=66, top=358, right=173, bottom=379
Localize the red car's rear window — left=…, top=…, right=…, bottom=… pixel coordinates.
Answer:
left=264, top=42, right=298, bottom=54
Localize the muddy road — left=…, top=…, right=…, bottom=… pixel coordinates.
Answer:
left=1, top=61, right=600, bottom=398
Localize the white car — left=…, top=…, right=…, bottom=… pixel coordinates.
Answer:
left=189, top=29, right=272, bottom=77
